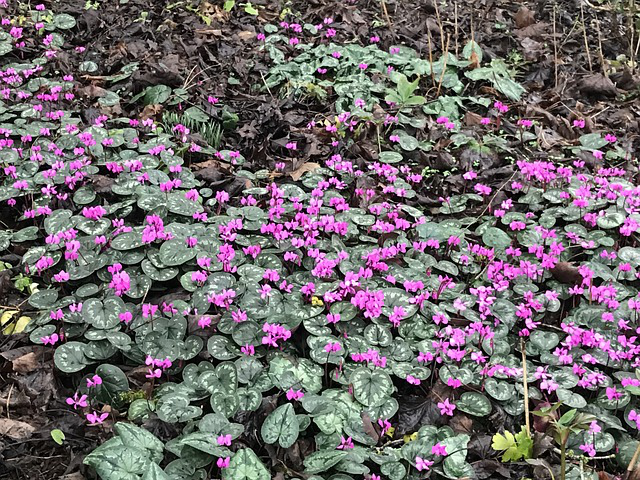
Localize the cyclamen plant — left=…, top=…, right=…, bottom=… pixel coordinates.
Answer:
left=1, top=2, right=640, bottom=480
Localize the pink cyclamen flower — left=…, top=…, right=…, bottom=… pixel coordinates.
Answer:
left=86, top=374, right=102, bottom=388
left=119, top=311, right=132, bottom=324
left=241, top=344, right=255, bottom=355
left=629, top=410, right=640, bottom=429
left=579, top=443, right=596, bottom=457
left=432, top=442, right=448, bottom=456
left=324, top=342, right=341, bottom=353
left=217, top=457, right=230, bottom=468
left=217, top=434, right=232, bottom=446
left=437, top=398, right=456, bottom=416
left=41, top=333, right=60, bottom=345
left=86, top=411, right=109, bottom=425
left=494, top=101, right=509, bottom=113
left=286, top=388, right=304, bottom=401
left=415, top=456, right=434, bottom=471
left=66, top=392, right=88, bottom=409
left=337, top=436, right=354, bottom=450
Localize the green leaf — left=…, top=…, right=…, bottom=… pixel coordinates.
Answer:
left=156, top=393, right=203, bottom=423
left=84, top=297, right=123, bottom=329
left=244, top=2, right=259, bottom=15
left=54, top=341, right=90, bottom=373
left=210, top=392, right=240, bottom=418
left=491, top=429, right=531, bottom=462
left=463, top=40, right=483, bottom=63
left=53, top=13, right=76, bottom=29
left=350, top=367, right=394, bottom=407
left=184, top=106, right=210, bottom=123
left=597, top=211, right=626, bottom=229
left=224, top=449, right=270, bottom=480
left=379, top=151, right=403, bottom=164
left=142, top=463, right=170, bottom=480
left=456, top=392, right=492, bottom=417
left=529, top=330, right=559, bottom=350
left=223, top=0, right=235, bottom=11
left=95, top=365, right=130, bottom=404
left=260, top=403, right=299, bottom=448
left=303, top=450, right=348, bottom=474
left=395, top=131, right=419, bottom=151
left=84, top=444, right=151, bottom=479
left=492, top=431, right=515, bottom=451
left=485, top=378, right=514, bottom=401
left=159, top=239, right=197, bottom=266
left=114, top=423, right=164, bottom=464
left=482, top=227, right=512, bottom=250
left=579, top=133, right=608, bottom=150
left=143, top=85, right=171, bottom=105
left=51, top=429, right=65, bottom=445
left=28, top=289, right=58, bottom=309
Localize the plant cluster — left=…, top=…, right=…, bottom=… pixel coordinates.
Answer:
left=1, top=3, right=640, bottom=480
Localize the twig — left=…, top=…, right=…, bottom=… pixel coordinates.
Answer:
left=552, top=447, right=616, bottom=461
left=433, top=0, right=445, bottom=53
left=454, top=2, right=459, bottom=57
left=580, top=3, right=592, bottom=72
left=594, top=14, right=606, bottom=76
left=628, top=441, right=640, bottom=473
left=629, top=0, right=635, bottom=72
left=259, top=71, right=275, bottom=100
left=6, top=383, right=13, bottom=419
left=427, top=29, right=437, bottom=90
left=552, top=2, right=558, bottom=89
left=436, top=34, right=451, bottom=97
left=520, top=338, right=531, bottom=438
left=381, top=0, right=393, bottom=31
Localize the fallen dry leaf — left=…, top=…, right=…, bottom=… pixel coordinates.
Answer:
left=515, top=6, right=535, bottom=29
left=361, top=412, right=380, bottom=443
left=12, top=352, right=39, bottom=374
left=59, top=474, right=86, bottom=480
left=289, top=162, right=320, bottom=181
left=464, top=111, right=483, bottom=126
left=0, top=418, right=35, bottom=440
left=550, top=261, right=581, bottom=284
left=468, top=50, right=480, bottom=69
left=579, top=73, right=618, bottom=97
left=237, top=31, right=256, bottom=41
left=139, top=103, right=163, bottom=120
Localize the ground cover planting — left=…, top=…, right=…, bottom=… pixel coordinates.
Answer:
left=1, top=1, right=640, bottom=480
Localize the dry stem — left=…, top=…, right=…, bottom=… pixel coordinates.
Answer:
left=580, top=2, right=592, bottom=71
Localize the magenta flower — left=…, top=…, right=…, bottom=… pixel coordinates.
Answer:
left=286, top=388, right=304, bottom=401
left=437, top=398, right=456, bottom=416
left=241, top=344, right=255, bottom=356
left=432, top=442, right=448, bottom=456
left=415, top=456, right=434, bottom=471
left=406, top=375, right=420, bottom=385
left=336, top=436, right=354, bottom=450
left=86, top=374, right=102, bottom=388
left=66, top=392, right=88, bottom=409
left=86, top=411, right=109, bottom=425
